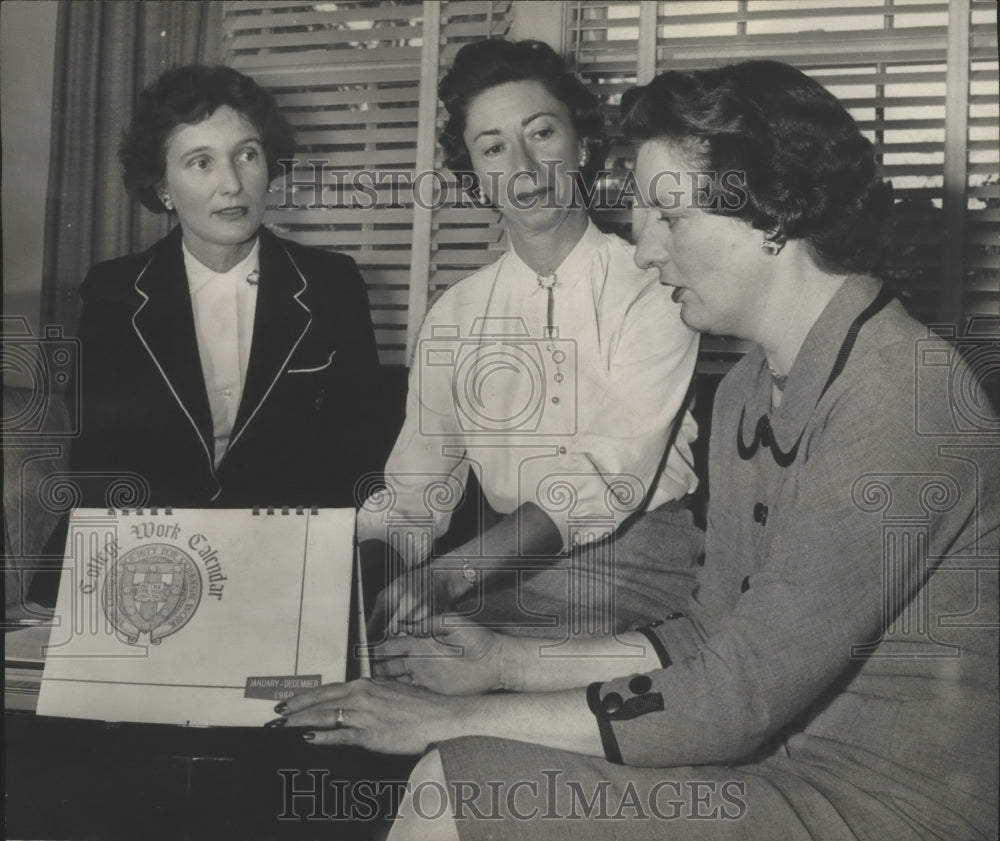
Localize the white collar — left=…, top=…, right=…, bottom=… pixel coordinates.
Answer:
left=183, top=239, right=261, bottom=295
left=506, top=219, right=604, bottom=293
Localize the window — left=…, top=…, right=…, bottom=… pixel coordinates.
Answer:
left=569, top=0, right=999, bottom=371
left=227, top=0, right=998, bottom=370
left=226, top=0, right=511, bottom=365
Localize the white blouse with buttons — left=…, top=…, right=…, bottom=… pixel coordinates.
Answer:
left=183, top=239, right=260, bottom=467
left=359, top=221, right=699, bottom=556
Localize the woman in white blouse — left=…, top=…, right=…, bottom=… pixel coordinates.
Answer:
left=359, top=39, right=699, bottom=635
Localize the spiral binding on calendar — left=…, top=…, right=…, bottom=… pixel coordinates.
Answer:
left=112, top=507, right=175, bottom=516
left=105, top=506, right=322, bottom=516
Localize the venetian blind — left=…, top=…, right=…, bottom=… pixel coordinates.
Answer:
left=224, top=0, right=510, bottom=365
left=426, top=6, right=511, bottom=354
left=569, top=0, right=999, bottom=373
left=965, top=0, right=999, bottom=323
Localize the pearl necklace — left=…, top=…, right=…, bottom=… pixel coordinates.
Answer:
left=767, top=362, right=788, bottom=391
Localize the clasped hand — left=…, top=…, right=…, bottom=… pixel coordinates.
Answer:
left=369, top=562, right=470, bottom=637
left=275, top=622, right=505, bottom=754
left=372, top=620, right=507, bottom=695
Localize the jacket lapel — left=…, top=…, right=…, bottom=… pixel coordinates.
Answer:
left=228, top=228, right=312, bottom=452
left=131, top=228, right=216, bottom=473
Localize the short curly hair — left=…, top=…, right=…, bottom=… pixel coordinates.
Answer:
left=438, top=39, right=608, bottom=195
left=119, top=65, right=297, bottom=213
left=621, top=61, right=893, bottom=275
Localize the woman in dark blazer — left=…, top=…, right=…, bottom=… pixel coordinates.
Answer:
left=69, top=65, right=382, bottom=510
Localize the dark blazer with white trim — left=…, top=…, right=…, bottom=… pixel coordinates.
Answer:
left=69, top=226, right=382, bottom=509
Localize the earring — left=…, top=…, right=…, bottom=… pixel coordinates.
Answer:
left=476, top=185, right=488, bottom=205
left=159, top=192, right=173, bottom=211
left=579, top=146, right=589, bottom=168
left=760, top=227, right=785, bottom=256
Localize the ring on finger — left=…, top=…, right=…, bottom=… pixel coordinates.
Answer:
left=335, top=706, right=345, bottom=728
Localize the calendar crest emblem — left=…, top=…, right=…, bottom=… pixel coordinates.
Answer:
left=103, top=543, right=202, bottom=644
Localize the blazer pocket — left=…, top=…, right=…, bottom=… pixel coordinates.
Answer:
left=287, top=350, right=337, bottom=374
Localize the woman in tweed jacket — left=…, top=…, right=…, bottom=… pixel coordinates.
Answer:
left=280, top=61, right=999, bottom=841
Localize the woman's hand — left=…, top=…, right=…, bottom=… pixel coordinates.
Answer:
left=277, top=677, right=467, bottom=754
left=373, top=621, right=512, bottom=695
left=277, top=678, right=605, bottom=760
left=369, top=565, right=468, bottom=638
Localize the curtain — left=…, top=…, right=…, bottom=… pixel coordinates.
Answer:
left=41, top=0, right=223, bottom=335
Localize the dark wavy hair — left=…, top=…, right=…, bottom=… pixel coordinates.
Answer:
left=621, top=61, right=893, bottom=275
left=438, top=39, right=608, bottom=195
left=119, top=65, right=296, bottom=213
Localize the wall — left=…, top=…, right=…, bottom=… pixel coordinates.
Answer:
left=2, top=0, right=58, bottom=350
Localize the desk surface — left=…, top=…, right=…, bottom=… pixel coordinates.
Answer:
left=4, top=624, right=416, bottom=840
left=5, top=709, right=418, bottom=840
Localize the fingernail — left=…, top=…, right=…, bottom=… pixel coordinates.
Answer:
left=274, top=702, right=288, bottom=715
left=302, top=732, right=316, bottom=742
left=265, top=717, right=287, bottom=728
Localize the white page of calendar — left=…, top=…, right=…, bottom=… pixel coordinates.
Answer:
left=36, top=507, right=355, bottom=726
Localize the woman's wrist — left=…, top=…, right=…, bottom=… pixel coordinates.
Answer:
left=421, top=693, right=471, bottom=744
left=496, top=633, right=527, bottom=692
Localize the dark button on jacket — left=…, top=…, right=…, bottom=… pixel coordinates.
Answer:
left=601, top=692, right=624, bottom=715
left=629, top=675, right=653, bottom=694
